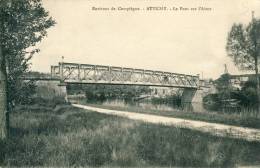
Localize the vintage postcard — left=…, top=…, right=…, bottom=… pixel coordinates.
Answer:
left=0, top=0, right=260, bottom=167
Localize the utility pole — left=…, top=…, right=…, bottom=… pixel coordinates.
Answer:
left=60, top=56, right=64, bottom=80
left=224, top=64, right=228, bottom=74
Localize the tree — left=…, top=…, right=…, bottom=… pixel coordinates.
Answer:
left=214, top=73, right=232, bottom=93
left=0, top=37, right=8, bottom=139
left=226, top=13, right=260, bottom=113
left=239, top=80, right=258, bottom=107
left=214, top=73, right=237, bottom=112
left=0, top=0, right=55, bottom=139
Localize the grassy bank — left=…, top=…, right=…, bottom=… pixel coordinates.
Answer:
left=82, top=102, right=260, bottom=129
left=0, top=104, right=260, bottom=167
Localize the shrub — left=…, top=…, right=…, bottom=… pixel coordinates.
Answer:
left=203, top=93, right=221, bottom=111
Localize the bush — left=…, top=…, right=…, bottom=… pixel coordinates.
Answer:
left=203, top=94, right=221, bottom=111
left=31, top=96, right=68, bottom=108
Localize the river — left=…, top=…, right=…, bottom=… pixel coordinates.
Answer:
left=69, top=96, right=206, bottom=113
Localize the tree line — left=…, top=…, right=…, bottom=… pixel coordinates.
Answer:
left=67, top=84, right=152, bottom=102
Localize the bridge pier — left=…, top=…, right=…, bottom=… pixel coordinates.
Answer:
left=181, top=88, right=204, bottom=112
left=58, top=83, right=68, bottom=102
left=181, top=88, right=196, bottom=111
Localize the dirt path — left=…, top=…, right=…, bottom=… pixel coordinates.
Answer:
left=72, top=104, right=260, bottom=142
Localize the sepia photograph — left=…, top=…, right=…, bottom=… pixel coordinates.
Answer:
left=1, top=0, right=260, bottom=167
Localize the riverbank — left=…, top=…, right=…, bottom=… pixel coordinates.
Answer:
left=82, top=102, right=260, bottom=129
left=1, top=104, right=260, bottom=167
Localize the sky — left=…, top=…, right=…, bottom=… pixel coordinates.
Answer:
left=31, top=0, right=260, bottom=79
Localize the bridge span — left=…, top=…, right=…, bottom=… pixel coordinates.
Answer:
left=50, top=62, right=203, bottom=89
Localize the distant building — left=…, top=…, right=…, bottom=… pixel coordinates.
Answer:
left=149, top=86, right=179, bottom=97
left=230, top=74, right=258, bottom=89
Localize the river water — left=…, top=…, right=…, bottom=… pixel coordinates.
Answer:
left=102, top=99, right=182, bottom=112
left=69, top=95, right=206, bottom=112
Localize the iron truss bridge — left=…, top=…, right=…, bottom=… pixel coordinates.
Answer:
left=50, top=62, right=205, bottom=89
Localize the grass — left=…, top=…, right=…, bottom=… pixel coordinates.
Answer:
left=82, top=102, right=260, bottom=129
left=0, top=104, right=260, bottom=167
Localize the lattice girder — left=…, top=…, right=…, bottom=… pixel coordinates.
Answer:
left=51, top=62, right=200, bottom=89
